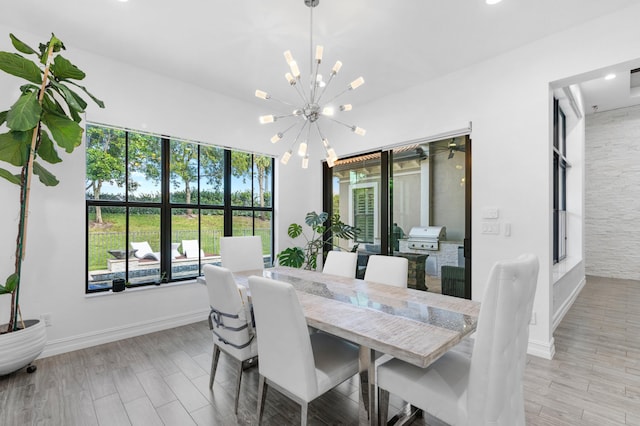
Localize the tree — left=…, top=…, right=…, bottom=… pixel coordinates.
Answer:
left=254, top=155, right=272, bottom=219
left=200, top=145, right=224, bottom=194
left=254, top=155, right=271, bottom=208
left=129, top=139, right=225, bottom=215
left=230, top=151, right=272, bottom=209
left=85, top=126, right=126, bottom=223
left=169, top=140, right=198, bottom=215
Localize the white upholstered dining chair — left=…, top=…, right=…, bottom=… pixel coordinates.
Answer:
left=220, top=235, right=264, bottom=272
left=248, top=275, right=361, bottom=425
left=203, top=264, right=258, bottom=414
left=322, top=251, right=358, bottom=278
left=376, top=253, right=539, bottom=426
left=363, top=254, right=408, bottom=288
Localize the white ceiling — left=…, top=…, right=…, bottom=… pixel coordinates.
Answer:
left=2, top=0, right=639, bottom=113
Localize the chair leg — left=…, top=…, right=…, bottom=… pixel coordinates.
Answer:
left=233, top=358, right=244, bottom=414
left=378, top=387, right=389, bottom=426
left=300, top=401, right=308, bottom=426
left=209, top=344, right=221, bottom=389
left=257, top=375, right=267, bottom=424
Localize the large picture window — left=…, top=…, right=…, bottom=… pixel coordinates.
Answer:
left=85, top=124, right=274, bottom=293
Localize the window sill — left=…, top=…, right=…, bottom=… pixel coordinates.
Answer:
left=552, top=256, right=582, bottom=284
left=85, top=278, right=202, bottom=298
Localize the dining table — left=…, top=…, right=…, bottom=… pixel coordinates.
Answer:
left=228, top=266, right=480, bottom=426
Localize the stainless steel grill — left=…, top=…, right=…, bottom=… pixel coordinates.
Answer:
left=406, top=226, right=446, bottom=251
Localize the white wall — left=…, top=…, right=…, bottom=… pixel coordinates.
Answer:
left=328, top=5, right=640, bottom=358
left=2, top=4, right=640, bottom=359
left=0, top=24, right=318, bottom=356
left=585, top=104, right=640, bottom=279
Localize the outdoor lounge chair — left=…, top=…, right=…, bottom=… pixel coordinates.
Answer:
left=182, top=239, right=205, bottom=258
left=130, top=241, right=160, bottom=261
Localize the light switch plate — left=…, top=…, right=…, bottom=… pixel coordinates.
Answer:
left=482, top=207, right=499, bottom=219
left=481, top=222, right=500, bottom=234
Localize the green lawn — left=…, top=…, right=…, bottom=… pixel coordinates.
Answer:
left=88, top=212, right=271, bottom=271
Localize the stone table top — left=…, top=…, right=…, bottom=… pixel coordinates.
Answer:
left=233, top=266, right=480, bottom=368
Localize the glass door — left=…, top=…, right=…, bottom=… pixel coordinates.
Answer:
left=390, top=137, right=470, bottom=297
left=326, top=153, right=383, bottom=278
left=323, top=135, right=471, bottom=296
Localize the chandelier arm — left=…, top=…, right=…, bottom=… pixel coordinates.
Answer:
left=323, top=86, right=350, bottom=105
left=264, top=113, right=299, bottom=123
left=315, top=72, right=335, bottom=104
left=314, top=121, right=325, bottom=140
left=326, top=116, right=357, bottom=130
left=292, top=79, right=310, bottom=104
left=265, top=96, right=299, bottom=109
left=279, top=121, right=300, bottom=138
left=291, top=120, right=309, bottom=145
left=314, top=122, right=330, bottom=155
left=311, top=60, right=321, bottom=103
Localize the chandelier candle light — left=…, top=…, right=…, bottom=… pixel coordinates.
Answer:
left=255, top=0, right=365, bottom=168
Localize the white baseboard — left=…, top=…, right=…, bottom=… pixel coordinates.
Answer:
left=527, top=337, right=556, bottom=360
left=39, top=308, right=209, bottom=358
left=552, top=275, right=586, bottom=332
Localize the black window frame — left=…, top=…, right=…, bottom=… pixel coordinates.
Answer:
left=553, top=98, right=567, bottom=264
left=85, top=124, right=274, bottom=293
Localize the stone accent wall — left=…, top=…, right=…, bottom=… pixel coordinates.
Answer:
left=585, top=105, right=640, bottom=280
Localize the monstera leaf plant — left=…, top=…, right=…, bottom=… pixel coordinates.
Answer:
left=277, top=211, right=360, bottom=270
left=0, top=33, right=104, bottom=333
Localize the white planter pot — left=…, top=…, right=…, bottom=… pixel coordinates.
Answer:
left=0, top=319, right=47, bottom=376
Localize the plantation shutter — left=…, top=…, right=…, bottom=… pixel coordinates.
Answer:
left=353, top=187, right=374, bottom=243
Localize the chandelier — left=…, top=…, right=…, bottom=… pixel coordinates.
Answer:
left=255, top=0, right=365, bottom=169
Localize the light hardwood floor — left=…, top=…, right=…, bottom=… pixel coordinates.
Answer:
left=1, top=274, right=639, bottom=425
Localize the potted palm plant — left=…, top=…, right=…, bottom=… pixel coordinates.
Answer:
left=0, top=33, right=103, bottom=375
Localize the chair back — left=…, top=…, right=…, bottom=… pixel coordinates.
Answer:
left=466, top=253, right=539, bottom=426
left=322, top=251, right=358, bottom=278
left=203, top=265, right=255, bottom=360
left=364, top=255, right=408, bottom=288
left=130, top=241, right=155, bottom=258
left=249, top=276, right=318, bottom=401
left=182, top=239, right=204, bottom=258
left=220, top=236, right=264, bottom=272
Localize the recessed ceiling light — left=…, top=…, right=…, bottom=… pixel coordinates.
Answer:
left=486, top=0, right=503, bottom=4
left=604, top=73, right=617, bottom=80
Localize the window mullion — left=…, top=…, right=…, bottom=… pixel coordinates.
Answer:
left=161, top=136, right=171, bottom=280
left=223, top=150, right=232, bottom=236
